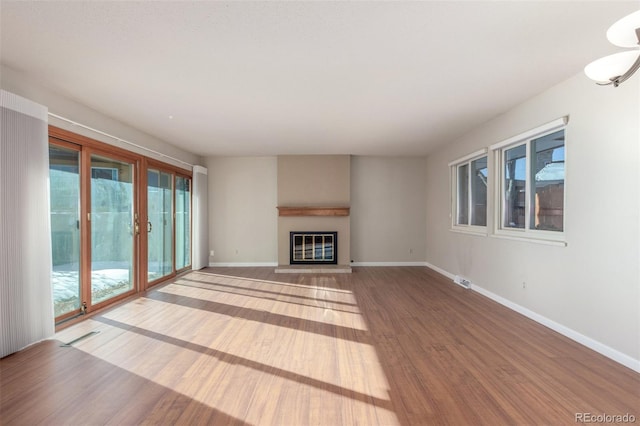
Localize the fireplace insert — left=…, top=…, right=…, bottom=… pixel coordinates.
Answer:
left=289, top=232, right=337, bottom=265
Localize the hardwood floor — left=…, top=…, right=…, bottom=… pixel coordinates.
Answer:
left=1, top=267, right=638, bottom=425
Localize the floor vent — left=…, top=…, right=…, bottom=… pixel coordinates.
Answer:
left=60, top=331, right=100, bottom=347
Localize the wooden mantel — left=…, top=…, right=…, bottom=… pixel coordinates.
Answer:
left=277, top=206, right=350, bottom=217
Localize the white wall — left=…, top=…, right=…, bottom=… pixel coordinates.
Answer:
left=206, top=156, right=278, bottom=265
left=425, top=73, right=639, bottom=370
left=206, top=155, right=429, bottom=266
left=206, top=156, right=426, bottom=265
left=351, top=156, right=427, bottom=264
left=1, top=65, right=202, bottom=169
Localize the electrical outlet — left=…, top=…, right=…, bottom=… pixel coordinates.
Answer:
left=522, top=281, right=526, bottom=289
left=210, top=250, right=214, bottom=257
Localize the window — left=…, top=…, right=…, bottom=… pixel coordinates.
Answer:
left=175, top=176, right=191, bottom=271
left=491, top=117, right=567, bottom=242
left=450, top=149, right=488, bottom=233
left=91, top=166, right=118, bottom=181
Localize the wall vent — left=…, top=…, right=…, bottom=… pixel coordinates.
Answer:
left=454, top=275, right=472, bottom=289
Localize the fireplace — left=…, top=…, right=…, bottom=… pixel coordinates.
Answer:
left=290, top=232, right=337, bottom=265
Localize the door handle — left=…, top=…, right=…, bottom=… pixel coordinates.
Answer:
left=134, top=212, right=140, bottom=235
left=147, top=221, right=153, bottom=233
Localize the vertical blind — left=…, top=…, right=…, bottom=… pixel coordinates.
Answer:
left=0, top=90, right=54, bottom=358
left=191, top=165, right=209, bottom=270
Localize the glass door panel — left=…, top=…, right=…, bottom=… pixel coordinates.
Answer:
left=147, top=169, right=173, bottom=281
left=49, top=145, right=81, bottom=318
left=90, top=154, right=135, bottom=304
left=175, top=176, right=191, bottom=270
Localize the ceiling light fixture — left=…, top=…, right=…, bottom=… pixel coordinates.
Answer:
left=584, top=10, right=640, bottom=87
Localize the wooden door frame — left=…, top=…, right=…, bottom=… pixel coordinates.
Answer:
left=49, top=126, right=193, bottom=324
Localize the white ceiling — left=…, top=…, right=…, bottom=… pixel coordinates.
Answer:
left=1, top=1, right=638, bottom=157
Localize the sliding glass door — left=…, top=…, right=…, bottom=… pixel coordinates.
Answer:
left=49, top=127, right=192, bottom=325
left=90, top=154, right=136, bottom=304
left=49, top=141, right=139, bottom=321
left=146, top=168, right=192, bottom=283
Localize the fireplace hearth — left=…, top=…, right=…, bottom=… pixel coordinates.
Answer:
left=290, top=232, right=337, bottom=265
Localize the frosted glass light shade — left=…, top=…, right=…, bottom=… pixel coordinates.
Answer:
left=584, top=50, right=640, bottom=83
left=607, top=10, right=640, bottom=47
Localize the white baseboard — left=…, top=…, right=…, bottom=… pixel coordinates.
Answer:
left=209, top=261, right=428, bottom=268
left=425, top=264, right=640, bottom=373
left=350, top=261, right=429, bottom=267
left=424, top=262, right=456, bottom=280
left=208, top=262, right=278, bottom=267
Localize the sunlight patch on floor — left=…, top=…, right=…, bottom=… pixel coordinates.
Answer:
left=57, top=316, right=397, bottom=424
left=94, top=296, right=389, bottom=399
left=192, top=271, right=357, bottom=296
left=53, top=272, right=398, bottom=425
left=157, top=279, right=367, bottom=329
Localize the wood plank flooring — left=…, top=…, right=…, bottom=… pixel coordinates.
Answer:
left=1, top=267, right=638, bottom=425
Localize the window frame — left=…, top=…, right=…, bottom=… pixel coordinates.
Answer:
left=490, top=117, right=568, bottom=245
left=449, top=148, right=489, bottom=236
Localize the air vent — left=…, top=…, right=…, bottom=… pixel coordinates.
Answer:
left=454, top=275, right=472, bottom=289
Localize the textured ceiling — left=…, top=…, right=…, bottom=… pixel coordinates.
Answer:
left=1, top=1, right=637, bottom=156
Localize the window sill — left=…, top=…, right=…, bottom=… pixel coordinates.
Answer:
left=450, top=227, right=488, bottom=237
left=491, top=232, right=567, bottom=247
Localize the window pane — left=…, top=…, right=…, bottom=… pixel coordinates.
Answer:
left=503, top=144, right=526, bottom=229
left=49, top=145, right=81, bottom=317
left=148, top=169, right=173, bottom=281
left=457, top=164, right=469, bottom=225
left=531, top=130, right=564, bottom=231
left=470, top=156, right=487, bottom=226
left=175, top=176, right=191, bottom=270
left=91, top=155, right=135, bottom=304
